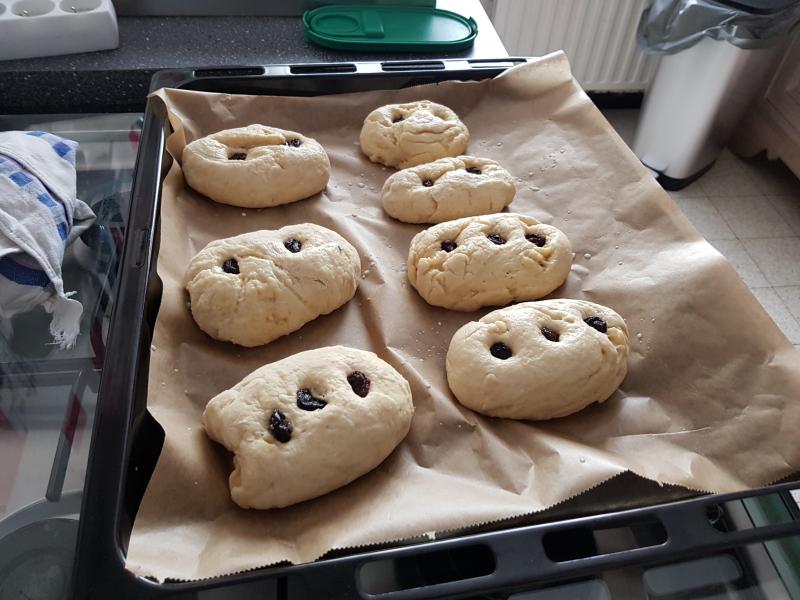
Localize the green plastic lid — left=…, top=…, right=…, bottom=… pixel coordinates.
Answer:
left=303, top=5, right=478, bottom=52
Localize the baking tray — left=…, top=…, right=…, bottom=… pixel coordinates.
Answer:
left=70, top=59, right=800, bottom=599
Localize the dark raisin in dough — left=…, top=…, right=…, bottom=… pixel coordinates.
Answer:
left=392, top=115, right=405, bottom=123
left=584, top=316, right=608, bottom=334
left=422, top=179, right=434, bottom=187
left=284, top=239, right=302, bottom=253
left=296, top=388, right=327, bottom=411
left=490, top=342, right=512, bottom=360
left=541, top=327, right=560, bottom=342
left=347, top=371, right=370, bottom=398
left=465, top=167, right=482, bottom=175
left=222, top=258, right=240, bottom=274
left=268, top=409, right=292, bottom=443
left=286, top=138, right=302, bottom=147
left=229, top=152, right=247, bottom=161
left=487, top=233, right=506, bottom=245
left=441, top=240, right=457, bottom=252
left=525, top=233, right=546, bottom=247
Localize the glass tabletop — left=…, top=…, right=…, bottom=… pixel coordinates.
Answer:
left=0, top=112, right=141, bottom=598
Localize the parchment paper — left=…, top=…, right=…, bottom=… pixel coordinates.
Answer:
left=127, top=53, right=800, bottom=581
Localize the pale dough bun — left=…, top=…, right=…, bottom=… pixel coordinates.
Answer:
left=359, top=100, right=469, bottom=169
left=203, top=346, right=414, bottom=509
left=407, top=213, right=573, bottom=311
left=181, top=124, right=330, bottom=208
left=382, top=156, right=516, bottom=224
left=184, top=224, right=360, bottom=347
left=446, top=299, right=629, bottom=420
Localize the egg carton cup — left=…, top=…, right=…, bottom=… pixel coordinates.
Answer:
left=0, top=0, right=118, bottom=61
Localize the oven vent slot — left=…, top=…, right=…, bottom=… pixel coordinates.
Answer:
left=543, top=517, right=667, bottom=562
left=290, top=63, right=358, bottom=74
left=358, top=544, right=495, bottom=595
left=194, top=67, right=265, bottom=78
left=381, top=61, right=445, bottom=72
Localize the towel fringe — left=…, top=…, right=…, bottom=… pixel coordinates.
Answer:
left=43, top=292, right=83, bottom=349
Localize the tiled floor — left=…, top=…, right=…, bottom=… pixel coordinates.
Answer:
left=603, top=109, right=800, bottom=346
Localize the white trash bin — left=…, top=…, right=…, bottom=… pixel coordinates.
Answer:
left=633, top=0, right=800, bottom=190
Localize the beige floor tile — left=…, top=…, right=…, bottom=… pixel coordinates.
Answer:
left=674, top=198, right=736, bottom=240
left=698, top=159, right=761, bottom=197
left=742, top=237, right=800, bottom=286
left=750, top=287, right=800, bottom=344
left=602, top=109, right=638, bottom=147
left=710, top=195, right=794, bottom=239
left=775, top=286, right=800, bottom=322
left=711, top=239, right=769, bottom=288
left=667, top=180, right=706, bottom=199
left=741, top=157, right=800, bottom=197
left=767, top=195, right=800, bottom=236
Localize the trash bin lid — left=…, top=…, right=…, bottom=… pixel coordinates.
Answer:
left=303, top=4, right=478, bottom=52
left=639, top=0, right=800, bottom=53
left=714, top=0, right=798, bottom=15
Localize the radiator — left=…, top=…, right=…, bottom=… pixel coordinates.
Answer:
left=492, top=0, right=659, bottom=92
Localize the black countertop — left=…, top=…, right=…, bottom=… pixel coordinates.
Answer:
left=0, top=1, right=507, bottom=113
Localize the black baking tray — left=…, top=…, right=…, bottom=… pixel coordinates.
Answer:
left=70, top=59, right=800, bottom=599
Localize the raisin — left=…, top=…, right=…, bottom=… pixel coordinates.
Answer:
left=296, top=388, right=326, bottom=411
left=347, top=371, right=370, bottom=397
left=284, top=239, right=302, bottom=253
left=441, top=240, right=457, bottom=252
left=422, top=179, right=434, bottom=187
left=465, top=167, right=482, bottom=175
left=228, top=152, right=247, bottom=160
left=490, top=342, right=512, bottom=360
left=584, top=316, right=608, bottom=334
left=392, top=115, right=404, bottom=123
left=526, top=233, right=546, bottom=247
left=286, top=138, right=302, bottom=147
left=487, top=233, right=506, bottom=245
left=268, top=409, right=292, bottom=443
left=222, top=258, right=239, bottom=274
left=541, top=327, right=560, bottom=342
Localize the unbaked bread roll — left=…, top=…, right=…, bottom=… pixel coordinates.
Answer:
left=446, top=299, right=629, bottom=420
left=407, top=213, right=573, bottom=311
left=184, top=224, right=360, bottom=347
left=382, top=156, right=516, bottom=224
left=203, top=346, right=414, bottom=509
left=359, top=100, right=469, bottom=169
left=182, top=124, right=330, bottom=208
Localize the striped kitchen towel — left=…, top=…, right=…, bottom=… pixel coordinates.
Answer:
left=0, top=130, right=95, bottom=349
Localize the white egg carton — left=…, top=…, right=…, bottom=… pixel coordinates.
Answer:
left=0, top=0, right=118, bottom=61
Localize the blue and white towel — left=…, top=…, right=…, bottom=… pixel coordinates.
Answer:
left=0, top=131, right=95, bottom=349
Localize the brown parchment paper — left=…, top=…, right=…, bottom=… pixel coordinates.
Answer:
left=127, top=53, right=800, bottom=581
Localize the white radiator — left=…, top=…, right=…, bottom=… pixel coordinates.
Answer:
left=492, top=0, right=660, bottom=92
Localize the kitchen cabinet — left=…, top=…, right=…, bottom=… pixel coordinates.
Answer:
left=732, top=33, right=800, bottom=178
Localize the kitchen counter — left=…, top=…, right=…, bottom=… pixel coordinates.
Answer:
left=0, top=0, right=507, bottom=113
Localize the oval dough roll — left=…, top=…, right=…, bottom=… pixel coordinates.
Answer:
left=382, top=156, right=516, bottom=224
left=182, top=124, right=330, bottom=208
left=446, top=299, right=629, bottom=420
left=407, top=213, right=573, bottom=311
left=184, top=224, right=360, bottom=347
left=359, top=100, right=469, bottom=169
left=203, top=346, right=414, bottom=509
